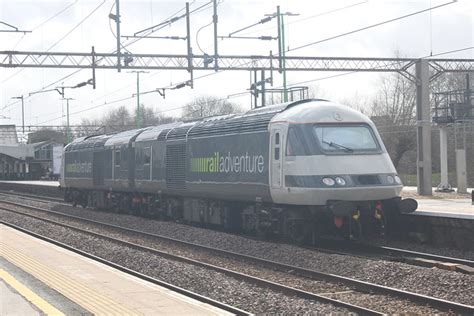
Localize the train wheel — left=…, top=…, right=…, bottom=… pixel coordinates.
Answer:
left=81, top=194, right=88, bottom=208
left=284, top=219, right=310, bottom=245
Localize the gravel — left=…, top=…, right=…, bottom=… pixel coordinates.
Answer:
left=3, top=195, right=474, bottom=309
left=3, top=205, right=447, bottom=314
left=1, top=209, right=350, bottom=314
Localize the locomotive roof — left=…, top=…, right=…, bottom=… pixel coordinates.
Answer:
left=65, top=134, right=113, bottom=151
left=271, top=100, right=373, bottom=125
left=184, top=99, right=332, bottom=138
left=135, top=122, right=182, bottom=142
left=68, top=99, right=350, bottom=148
left=104, top=127, right=150, bottom=147
left=132, top=99, right=326, bottom=141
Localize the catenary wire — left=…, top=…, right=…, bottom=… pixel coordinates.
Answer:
left=239, top=0, right=368, bottom=37
left=1, top=0, right=106, bottom=85
left=7, top=0, right=80, bottom=50
left=286, top=0, right=456, bottom=53
left=3, top=1, right=210, bottom=112
left=146, top=0, right=463, bottom=104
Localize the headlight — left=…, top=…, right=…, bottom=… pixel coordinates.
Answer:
left=322, top=177, right=335, bottom=186
left=335, top=177, right=346, bottom=186
left=394, top=175, right=402, bottom=184
left=386, top=175, right=394, bottom=184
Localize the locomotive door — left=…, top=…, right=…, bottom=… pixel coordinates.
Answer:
left=92, top=151, right=105, bottom=186
left=270, top=127, right=283, bottom=189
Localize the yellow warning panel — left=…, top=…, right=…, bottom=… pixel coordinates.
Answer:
left=1, top=242, right=141, bottom=315
left=0, top=269, right=65, bottom=316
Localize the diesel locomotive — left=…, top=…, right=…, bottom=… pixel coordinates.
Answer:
left=61, top=99, right=417, bottom=242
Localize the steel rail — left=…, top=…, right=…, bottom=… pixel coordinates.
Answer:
left=308, top=239, right=474, bottom=268
left=1, top=199, right=473, bottom=314
left=0, top=220, right=250, bottom=316
left=0, top=191, right=64, bottom=203
left=0, top=205, right=383, bottom=315
left=377, top=245, right=474, bottom=267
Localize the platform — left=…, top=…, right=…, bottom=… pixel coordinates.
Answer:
left=0, top=224, right=232, bottom=315
left=413, top=199, right=473, bottom=220
left=0, top=180, right=59, bottom=187
left=402, top=186, right=473, bottom=220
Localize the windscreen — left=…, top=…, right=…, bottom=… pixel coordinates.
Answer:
left=314, top=124, right=379, bottom=153
left=286, top=123, right=380, bottom=156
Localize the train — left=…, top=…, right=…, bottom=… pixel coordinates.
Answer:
left=61, top=99, right=417, bottom=242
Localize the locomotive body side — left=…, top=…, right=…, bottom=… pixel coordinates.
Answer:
left=103, top=128, right=149, bottom=192
left=134, top=123, right=181, bottom=193
left=184, top=111, right=274, bottom=202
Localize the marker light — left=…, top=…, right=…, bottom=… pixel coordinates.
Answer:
left=394, top=175, right=402, bottom=184
left=386, top=175, right=394, bottom=184
left=322, top=177, right=335, bottom=186
left=335, top=177, right=346, bottom=186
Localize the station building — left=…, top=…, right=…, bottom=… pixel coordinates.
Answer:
left=0, top=125, right=63, bottom=180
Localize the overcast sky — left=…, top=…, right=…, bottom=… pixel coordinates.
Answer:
left=0, top=0, right=473, bottom=133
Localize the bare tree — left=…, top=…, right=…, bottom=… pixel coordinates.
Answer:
left=76, top=118, right=104, bottom=137
left=102, top=106, right=134, bottom=133
left=370, top=72, right=417, bottom=169
left=28, top=129, right=64, bottom=144
left=77, top=105, right=175, bottom=136
left=138, top=105, right=175, bottom=126
left=337, top=92, right=370, bottom=114
left=182, top=96, right=241, bottom=119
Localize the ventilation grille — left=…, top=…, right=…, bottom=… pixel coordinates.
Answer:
left=166, top=144, right=186, bottom=190
left=188, top=112, right=275, bottom=138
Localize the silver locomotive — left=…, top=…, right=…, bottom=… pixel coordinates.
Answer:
left=62, top=99, right=417, bottom=241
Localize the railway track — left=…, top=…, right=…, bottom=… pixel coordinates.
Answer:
left=0, top=190, right=64, bottom=203
left=1, top=199, right=473, bottom=315
left=310, top=239, right=474, bottom=270
left=2, top=190, right=472, bottom=269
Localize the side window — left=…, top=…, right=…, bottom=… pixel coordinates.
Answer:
left=144, top=147, right=151, bottom=165
left=114, top=150, right=121, bottom=167
left=286, top=127, right=295, bottom=156
left=274, top=132, right=280, bottom=160
left=286, top=125, right=312, bottom=156
left=287, top=126, right=304, bottom=156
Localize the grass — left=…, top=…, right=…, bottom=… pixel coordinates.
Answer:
left=399, top=173, right=460, bottom=187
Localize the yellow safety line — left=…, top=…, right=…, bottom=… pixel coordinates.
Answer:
left=1, top=241, right=142, bottom=316
left=3, top=251, right=113, bottom=315
left=2, top=243, right=139, bottom=315
left=0, top=269, right=65, bottom=316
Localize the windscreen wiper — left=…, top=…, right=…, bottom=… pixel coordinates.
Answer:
left=322, top=140, right=353, bottom=152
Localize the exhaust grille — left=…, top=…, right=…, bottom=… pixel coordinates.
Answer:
left=166, top=144, right=186, bottom=190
